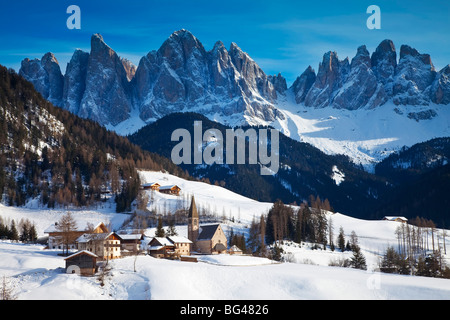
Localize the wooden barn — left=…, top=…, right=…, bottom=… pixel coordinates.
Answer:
left=64, top=250, right=98, bottom=276
left=159, top=185, right=181, bottom=196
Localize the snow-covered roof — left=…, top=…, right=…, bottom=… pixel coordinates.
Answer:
left=159, top=185, right=179, bottom=190
left=148, top=245, right=165, bottom=251
left=142, top=182, right=160, bottom=187
left=383, top=216, right=408, bottom=221
left=45, top=221, right=106, bottom=233
left=119, top=234, right=143, bottom=241
left=64, top=250, right=98, bottom=260
left=76, top=232, right=119, bottom=243
left=229, top=245, right=242, bottom=252
left=150, top=237, right=173, bottom=246
left=167, top=236, right=192, bottom=244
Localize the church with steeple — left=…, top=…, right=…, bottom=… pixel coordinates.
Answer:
left=187, top=196, right=228, bottom=254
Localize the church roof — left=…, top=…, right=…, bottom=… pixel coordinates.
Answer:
left=214, top=243, right=227, bottom=252
left=197, top=224, right=221, bottom=240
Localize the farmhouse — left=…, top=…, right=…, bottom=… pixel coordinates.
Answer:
left=64, top=250, right=98, bottom=276
left=45, top=221, right=109, bottom=250
left=159, top=185, right=181, bottom=196
left=383, top=216, right=408, bottom=223
left=142, top=182, right=160, bottom=191
left=148, top=237, right=174, bottom=258
left=148, top=236, right=192, bottom=259
left=119, top=233, right=144, bottom=255
left=76, top=232, right=122, bottom=260
left=168, top=236, right=193, bottom=257
left=188, top=196, right=228, bottom=254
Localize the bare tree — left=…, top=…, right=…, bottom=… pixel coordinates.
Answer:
left=1, top=275, right=16, bottom=300
left=328, top=216, right=334, bottom=249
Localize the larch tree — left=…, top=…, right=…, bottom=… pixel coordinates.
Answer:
left=55, top=211, right=78, bottom=256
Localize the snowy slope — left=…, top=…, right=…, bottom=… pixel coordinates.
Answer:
left=138, top=170, right=274, bottom=225
left=0, top=200, right=129, bottom=238
left=1, top=169, right=450, bottom=300
left=2, top=241, right=450, bottom=300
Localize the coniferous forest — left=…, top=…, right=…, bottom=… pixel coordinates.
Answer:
left=0, top=65, right=189, bottom=212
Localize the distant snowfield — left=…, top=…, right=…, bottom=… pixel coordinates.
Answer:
left=273, top=92, right=450, bottom=171
left=1, top=169, right=450, bottom=300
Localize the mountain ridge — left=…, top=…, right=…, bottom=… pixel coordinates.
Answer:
left=17, top=30, right=450, bottom=167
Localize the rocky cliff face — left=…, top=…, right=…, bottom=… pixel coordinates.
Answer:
left=20, top=30, right=282, bottom=127
left=431, top=65, right=450, bottom=104
left=78, top=34, right=133, bottom=126
left=134, top=30, right=281, bottom=124
left=18, top=33, right=449, bottom=131
left=63, top=49, right=89, bottom=114
left=19, top=52, right=64, bottom=107
left=297, top=39, right=449, bottom=110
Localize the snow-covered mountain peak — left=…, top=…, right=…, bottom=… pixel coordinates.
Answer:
left=18, top=34, right=450, bottom=168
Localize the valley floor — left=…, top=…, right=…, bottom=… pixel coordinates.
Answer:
left=1, top=241, right=450, bottom=300
left=1, top=170, right=449, bottom=300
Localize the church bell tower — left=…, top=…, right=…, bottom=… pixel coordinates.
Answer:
left=188, top=196, right=199, bottom=250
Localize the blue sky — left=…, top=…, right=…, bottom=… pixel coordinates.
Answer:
left=1, top=0, right=449, bottom=85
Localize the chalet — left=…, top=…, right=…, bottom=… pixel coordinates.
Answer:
left=159, top=185, right=181, bottom=196
left=64, top=250, right=98, bottom=276
left=148, top=236, right=192, bottom=259
left=148, top=237, right=174, bottom=258
left=142, top=182, right=161, bottom=191
left=76, top=232, right=122, bottom=260
left=167, top=236, right=193, bottom=257
left=45, top=221, right=109, bottom=250
left=188, top=196, right=228, bottom=254
left=119, top=233, right=144, bottom=255
left=383, top=216, right=408, bottom=223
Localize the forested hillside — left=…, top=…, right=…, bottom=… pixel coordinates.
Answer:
left=128, top=112, right=388, bottom=219
left=0, top=65, right=188, bottom=212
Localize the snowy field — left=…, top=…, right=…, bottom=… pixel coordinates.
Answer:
left=0, top=169, right=450, bottom=300
left=1, top=241, right=450, bottom=300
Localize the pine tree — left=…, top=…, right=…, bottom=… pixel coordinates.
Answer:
left=350, top=245, right=367, bottom=270
left=337, top=226, right=346, bottom=252
left=155, top=217, right=165, bottom=237
left=29, top=224, right=38, bottom=242
left=166, top=217, right=177, bottom=236
left=9, top=220, right=19, bottom=241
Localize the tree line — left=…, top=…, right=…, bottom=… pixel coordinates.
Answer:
left=0, top=217, right=38, bottom=242
left=379, top=217, right=450, bottom=278
left=244, top=197, right=367, bottom=269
